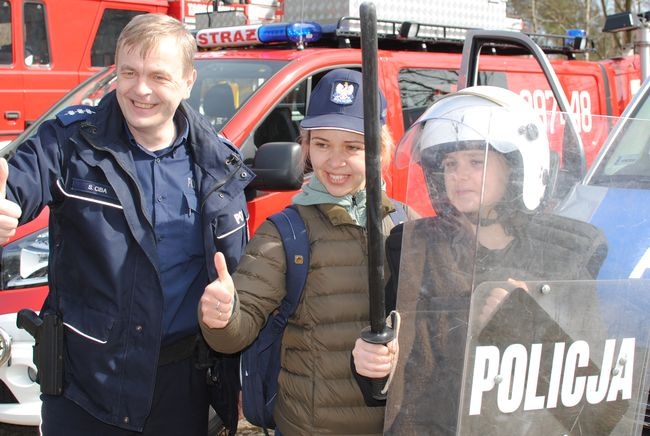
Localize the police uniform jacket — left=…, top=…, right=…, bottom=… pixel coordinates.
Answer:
left=5, top=91, right=252, bottom=431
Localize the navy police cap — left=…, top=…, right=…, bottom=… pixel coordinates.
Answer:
left=300, top=68, right=387, bottom=135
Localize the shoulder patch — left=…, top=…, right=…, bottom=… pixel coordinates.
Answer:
left=56, top=105, right=96, bottom=127
left=217, top=133, right=240, bottom=154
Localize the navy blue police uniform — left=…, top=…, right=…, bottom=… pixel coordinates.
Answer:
left=5, top=91, right=252, bottom=434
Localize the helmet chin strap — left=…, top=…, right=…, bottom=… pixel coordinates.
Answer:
left=465, top=212, right=499, bottom=227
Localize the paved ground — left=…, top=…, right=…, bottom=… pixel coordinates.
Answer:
left=0, top=423, right=38, bottom=435
left=235, top=418, right=274, bottom=435
left=0, top=419, right=270, bottom=436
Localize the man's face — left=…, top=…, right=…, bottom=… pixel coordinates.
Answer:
left=115, top=36, right=196, bottom=148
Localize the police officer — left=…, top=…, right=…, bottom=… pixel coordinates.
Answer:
left=0, top=13, right=250, bottom=436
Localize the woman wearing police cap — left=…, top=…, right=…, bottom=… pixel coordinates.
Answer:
left=199, top=68, right=400, bottom=435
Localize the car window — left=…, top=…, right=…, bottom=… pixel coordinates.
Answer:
left=91, top=9, right=144, bottom=67
left=398, top=68, right=507, bottom=130
left=590, top=86, right=650, bottom=188
left=252, top=80, right=306, bottom=147
left=0, top=1, right=11, bottom=65
left=0, top=59, right=290, bottom=289
left=24, top=1, right=50, bottom=66
left=399, top=69, right=458, bottom=129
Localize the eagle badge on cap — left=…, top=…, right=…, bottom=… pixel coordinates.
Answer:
left=330, top=81, right=356, bottom=105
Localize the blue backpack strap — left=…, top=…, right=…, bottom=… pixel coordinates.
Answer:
left=267, top=205, right=310, bottom=327
left=241, top=205, right=309, bottom=430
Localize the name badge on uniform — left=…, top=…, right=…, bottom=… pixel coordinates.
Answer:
left=71, top=178, right=118, bottom=201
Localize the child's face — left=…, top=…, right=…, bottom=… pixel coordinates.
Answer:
left=308, top=129, right=367, bottom=197
left=442, top=149, right=510, bottom=216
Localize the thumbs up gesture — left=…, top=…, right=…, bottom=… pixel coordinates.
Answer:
left=0, top=158, right=22, bottom=244
left=200, top=252, right=236, bottom=329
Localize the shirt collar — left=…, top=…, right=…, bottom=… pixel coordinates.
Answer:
left=125, top=111, right=190, bottom=157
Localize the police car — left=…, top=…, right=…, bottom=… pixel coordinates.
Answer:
left=557, top=76, right=650, bottom=281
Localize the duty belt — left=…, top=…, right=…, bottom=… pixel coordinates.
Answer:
left=158, top=334, right=198, bottom=366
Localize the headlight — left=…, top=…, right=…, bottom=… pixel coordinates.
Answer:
left=0, top=327, right=12, bottom=366
left=1, top=230, right=49, bottom=289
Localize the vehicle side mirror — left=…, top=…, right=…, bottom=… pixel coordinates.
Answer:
left=247, top=142, right=304, bottom=192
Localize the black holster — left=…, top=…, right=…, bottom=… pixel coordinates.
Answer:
left=195, top=337, right=240, bottom=436
left=16, top=308, right=64, bottom=395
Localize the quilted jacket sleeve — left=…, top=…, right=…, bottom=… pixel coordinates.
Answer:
left=200, top=219, right=288, bottom=353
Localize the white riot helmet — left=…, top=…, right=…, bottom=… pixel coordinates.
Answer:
left=402, top=85, right=550, bottom=215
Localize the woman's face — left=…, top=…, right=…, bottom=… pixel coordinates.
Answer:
left=308, top=129, right=366, bottom=197
left=442, top=149, right=511, bottom=216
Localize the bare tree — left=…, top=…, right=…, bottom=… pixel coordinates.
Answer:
left=508, top=0, right=649, bottom=59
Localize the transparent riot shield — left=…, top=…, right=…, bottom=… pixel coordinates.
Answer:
left=458, top=279, right=650, bottom=435
left=383, top=88, right=650, bottom=435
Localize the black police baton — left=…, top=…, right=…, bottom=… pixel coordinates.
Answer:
left=359, top=1, right=395, bottom=401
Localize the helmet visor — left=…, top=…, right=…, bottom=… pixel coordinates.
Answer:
left=396, top=101, right=550, bottom=215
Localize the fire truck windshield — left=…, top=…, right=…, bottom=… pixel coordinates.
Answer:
left=0, top=58, right=288, bottom=156
left=190, top=59, right=287, bottom=128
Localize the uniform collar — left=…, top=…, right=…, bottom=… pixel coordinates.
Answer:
left=125, top=112, right=189, bottom=157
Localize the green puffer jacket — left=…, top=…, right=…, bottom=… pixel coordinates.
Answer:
left=201, top=195, right=399, bottom=435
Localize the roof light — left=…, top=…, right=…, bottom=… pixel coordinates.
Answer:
left=603, top=12, right=641, bottom=32
left=258, top=22, right=321, bottom=44
left=196, top=22, right=321, bottom=49
left=565, top=29, right=587, bottom=50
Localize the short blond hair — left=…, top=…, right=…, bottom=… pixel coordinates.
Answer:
left=115, top=13, right=197, bottom=77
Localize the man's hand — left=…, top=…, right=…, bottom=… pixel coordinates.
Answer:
left=0, top=158, right=22, bottom=245
left=352, top=337, right=399, bottom=379
left=200, top=252, right=236, bottom=329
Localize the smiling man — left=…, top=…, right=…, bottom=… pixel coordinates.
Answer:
left=0, top=13, right=251, bottom=436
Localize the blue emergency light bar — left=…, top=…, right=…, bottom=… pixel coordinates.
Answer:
left=196, top=22, right=322, bottom=49
left=258, top=22, right=322, bottom=44
left=195, top=17, right=589, bottom=58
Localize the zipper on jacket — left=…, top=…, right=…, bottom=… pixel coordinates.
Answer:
left=200, top=152, right=244, bottom=209
left=75, top=130, right=154, bottom=229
